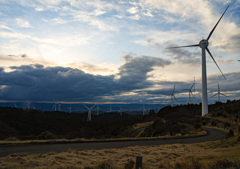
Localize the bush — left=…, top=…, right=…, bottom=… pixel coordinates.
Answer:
left=207, top=159, right=234, bottom=169
left=4, top=137, right=19, bottom=141
left=228, top=129, right=234, bottom=138
left=224, top=122, right=231, bottom=128
left=124, top=159, right=135, bottom=169
left=96, top=160, right=113, bottom=169
left=37, top=131, right=56, bottom=140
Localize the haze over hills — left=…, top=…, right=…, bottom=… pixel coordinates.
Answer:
left=0, top=102, right=164, bottom=114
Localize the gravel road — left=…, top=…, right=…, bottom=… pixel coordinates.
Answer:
left=0, top=127, right=226, bottom=157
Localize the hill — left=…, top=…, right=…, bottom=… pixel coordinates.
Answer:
left=0, top=107, right=142, bottom=140
left=0, top=99, right=239, bottom=141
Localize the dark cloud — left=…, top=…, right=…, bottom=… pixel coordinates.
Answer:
left=216, top=34, right=240, bottom=52
left=163, top=42, right=201, bottom=64
left=146, top=39, right=201, bottom=65
left=21, top=54, right=28, bottom=58
left=118, top=54, right=171, bottom=89
left=0, top=65, right=118, bottom=102
left=0, top=55, right=171, bottom=102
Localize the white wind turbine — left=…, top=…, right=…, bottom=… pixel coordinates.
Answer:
left=170, top=85, right=177, bottom=107
left=96, top=105, right=100, bottom=116
left=83, top=104, right=96, bottom=122
left=184, top=82, right=195, bottom=104
left=211, top=84, right=227, bottom=102
left=167, top=6, right=229, bottom=116
left=119, top=106, right=124, bottom=116
left=138, top=98, right=147, bottom=116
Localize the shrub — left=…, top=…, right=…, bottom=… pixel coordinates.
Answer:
left=237, top=135, right=240, bottom=142
left=124, top=159, right=135, bottom=169
left=207, top=159, right=234, bottom=169
left=228, top=129, right=234, bottom=138
left=224, top=122, right=231, bottom=128
left=84, top=167, right=94, bottom=169
left=4, top=137, right=19, bottom=141
left=194, top=123, right=201, bottom=129
left=96, top=160, right=113, bottom=169
left=37, top=131, right=56, bottom=140
left=211, top=121, right=217, bottom=126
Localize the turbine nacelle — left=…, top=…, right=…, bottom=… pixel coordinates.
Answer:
left=199, top=39, right=209, bottom=49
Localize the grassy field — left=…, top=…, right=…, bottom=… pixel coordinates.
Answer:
left=0, top=132, right=239, bottom=169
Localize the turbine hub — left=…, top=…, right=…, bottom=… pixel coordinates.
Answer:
left=199, top=39, right=209, bottom=49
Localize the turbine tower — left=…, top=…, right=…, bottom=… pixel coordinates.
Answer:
left=211, top=84, right=227, bottom=102
left=83, top=104, right=96, bottom=122
left=170, top=85, right=177, bottom=107
left=96, top=105, right=100, bottom=116
left=184, top=82, right=195, bottom=104
left=139, top=99, right=147, bottom=115
left=167, top=6, right=229, bottom=116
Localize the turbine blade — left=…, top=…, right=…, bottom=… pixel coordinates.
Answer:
left=207, top=5, right=229, bottom=41
left=172, top=85, right=176, bottom=94
left=190, top=91, right=194, bottom=97
left=83, top=104, right=90, bottom=110
left=90, top=104, right=96, bottom=110
left=211, top=93, right=218, bottom=98
left=220, top=93, right=228, bottom=97
left=190, top=82, right=195, bottom=90
left=167, top=44, right=199, bottom=49
left=206, top=47, right=226, bottom=79
left=173, top=95, right=177, bottom=102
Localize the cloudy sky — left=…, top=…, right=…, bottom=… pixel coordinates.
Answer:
left=0, top=0, right=239, bottom=106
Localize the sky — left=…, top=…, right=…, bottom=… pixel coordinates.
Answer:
left=0, top=0, right=240, bottom=107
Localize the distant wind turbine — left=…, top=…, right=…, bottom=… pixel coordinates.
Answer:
left=184, top=82, right=195, bottom=104
left=211, top=84, right=228, bottom=102
left=167, top=5, right=229, bottom=116
left=170, top=85, right=177, bottom=107
left=119, top=106, right=124, bottom=116
left=139, top=99, right=147, bottom=115
left=83, top=104, right=96, bottom=122
left=58, top=103, right=61, bottom=111
left=96, top=105, right=100, bottom=115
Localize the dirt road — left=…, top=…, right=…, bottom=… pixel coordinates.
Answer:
left=0, top=127, right=226, bottom=157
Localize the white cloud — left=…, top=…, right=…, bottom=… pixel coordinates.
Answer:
left=16, top=18, right=32, bottom=28
left=0, top=25, right=14, bottom=31
left=127, top=7, right=138, bottom=14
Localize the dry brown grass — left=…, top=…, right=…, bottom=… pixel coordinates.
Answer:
left=0, top=127, right=239, bottom=169
left=1, top=136, right=240, bottom=169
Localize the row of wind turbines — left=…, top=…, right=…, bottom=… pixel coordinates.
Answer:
left=168, top=5, right=230, bottom=116
left=170, top=82, right=228, bottom=107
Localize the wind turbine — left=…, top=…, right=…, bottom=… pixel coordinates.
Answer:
left=211, top=84, right=227, bottom=102
left=96, top=104, right=100, bottom=115
left=58, top=103, right=61, bottom=111
left=184, top=82, right=195, bottom=104
left=170, top=85, right=177, bottom=107
left=83, top=104, right=96, bottom=122
left=139, top=98, right=147, bottom=115
left=119, top=106, right=124, bottom=116
left=167, top=6, right=229, bottom=116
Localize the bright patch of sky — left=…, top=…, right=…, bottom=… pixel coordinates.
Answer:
left=0, top=0, right=240, bottom=104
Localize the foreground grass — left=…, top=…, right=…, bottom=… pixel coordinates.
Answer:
left=0, top=134, right=239, bottom=169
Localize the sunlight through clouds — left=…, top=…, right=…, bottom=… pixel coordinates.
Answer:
left=0, top=0, right=239, bottom=104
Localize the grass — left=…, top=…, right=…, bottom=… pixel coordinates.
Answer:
left=0, top=129, right=207, bottom=146
left=0, top=134, right=240, bottom=169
